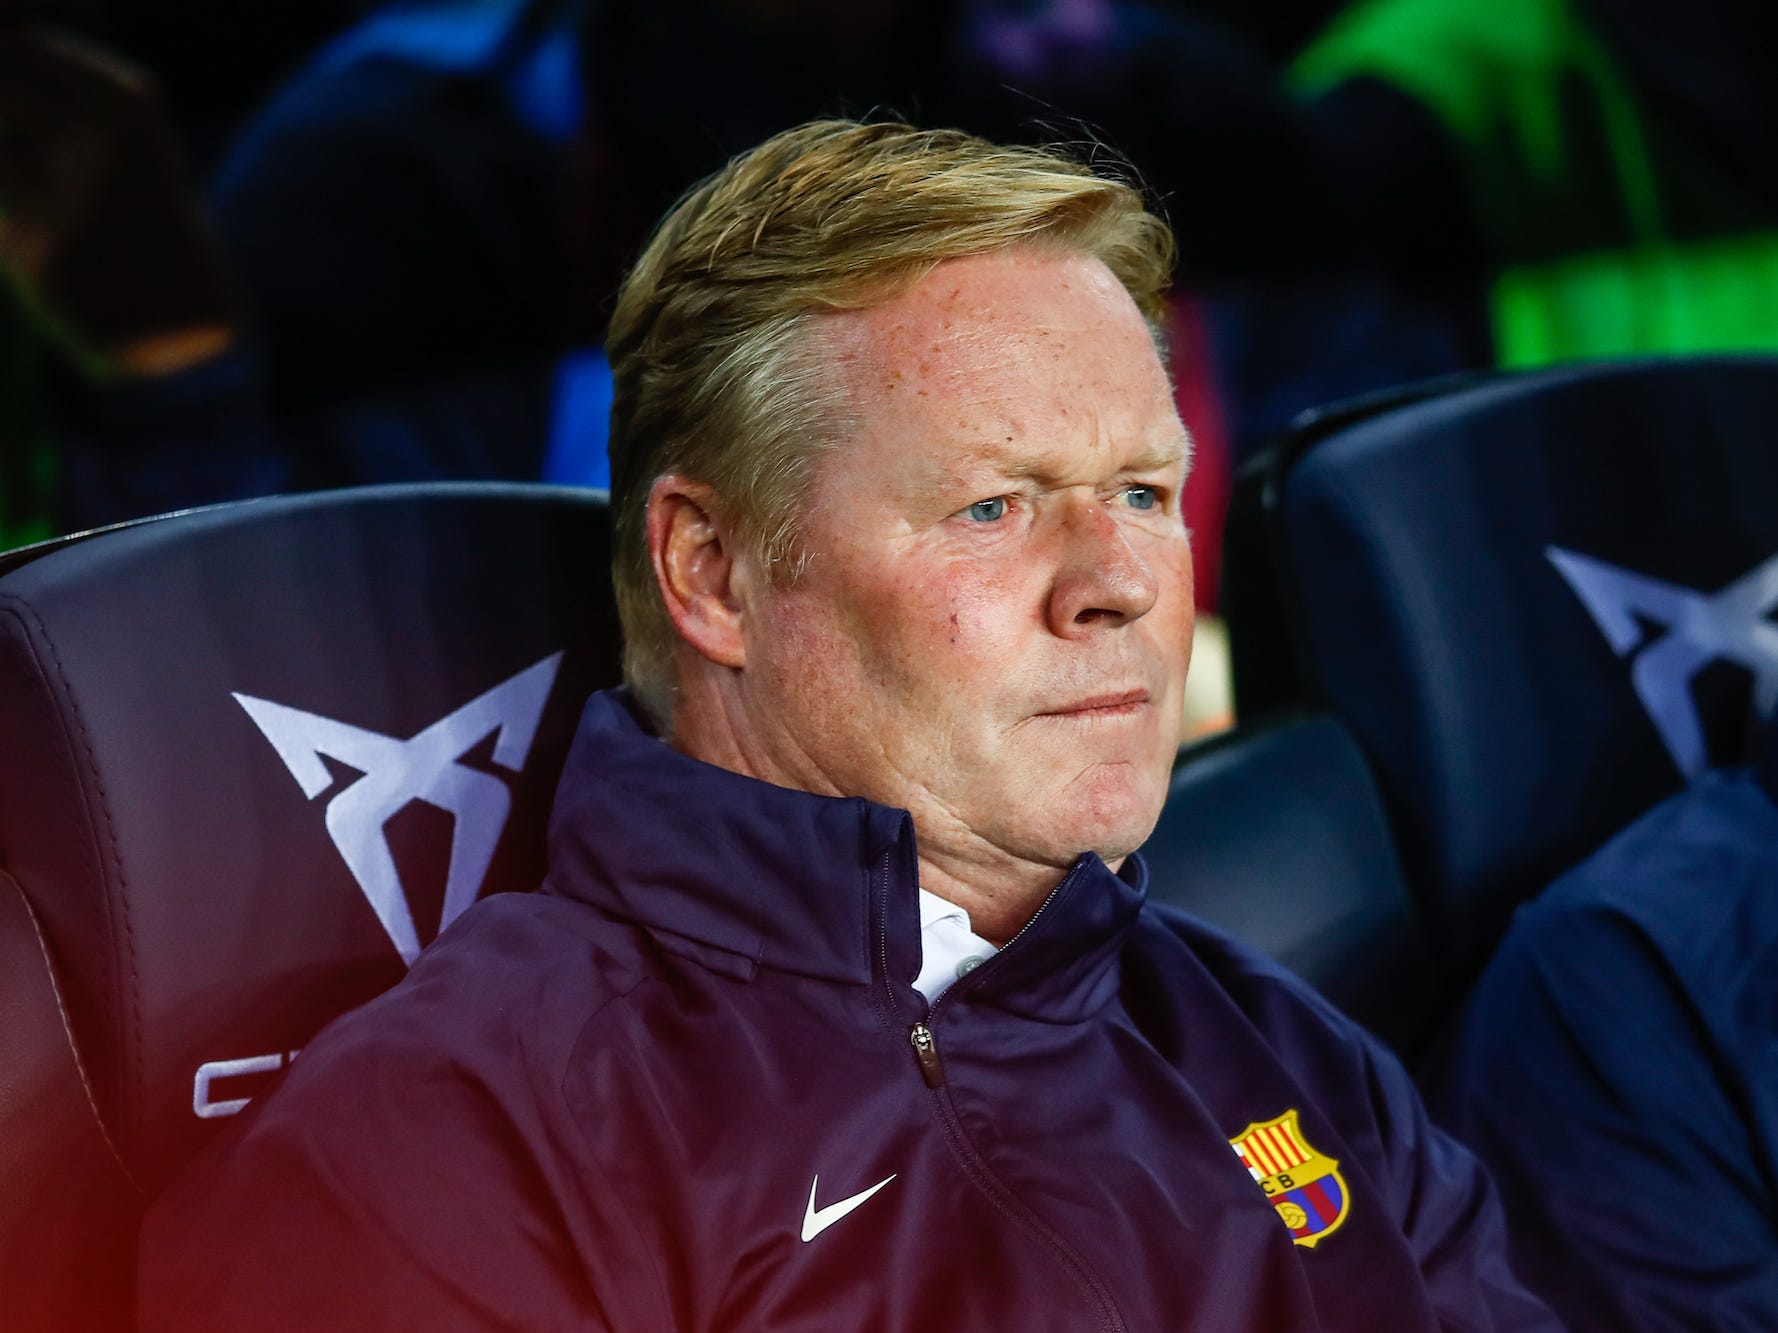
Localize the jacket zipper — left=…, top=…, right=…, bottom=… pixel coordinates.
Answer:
left=909, top=1022, right=945, bottom=1087
left=897, top=861, right=1127, bottom=1333
left=896, top=856, right=1073, bottom=1087
left=906, top=860, right=1076, bottom=1057
left=904, top=866, right=1072, bottom=1089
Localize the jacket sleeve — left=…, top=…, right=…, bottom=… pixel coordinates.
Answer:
left=137, top=1011, right=623, bottom=1332
left=1356, top=1031, right=1564, bottom=1332
left=1430, top=899, right=1778, bottom=1333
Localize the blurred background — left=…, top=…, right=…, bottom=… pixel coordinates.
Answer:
left=3, top=0, right=1773, bottom=739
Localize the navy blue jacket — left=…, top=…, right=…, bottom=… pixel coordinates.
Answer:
left=142, top=691, right=1556, bottom=1330
left=1431, top=736, right=1778, bottom=1332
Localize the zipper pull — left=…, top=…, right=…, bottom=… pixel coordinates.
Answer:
left=909, top=1022, right=947, bottom=1088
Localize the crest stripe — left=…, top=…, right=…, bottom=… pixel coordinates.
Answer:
left=1303, top=1177, right=1339, bottom=1225
left=1234, top=1142, right=1260, bottom=1179
left=1245, top=1133, right=1280, bottom=1176
left=1264, top=1124, right=1304, bottom=1167
left=1267, top=1131, right=1295, bottom=1171
left=1279, top=1119, right=1311, bottom=1161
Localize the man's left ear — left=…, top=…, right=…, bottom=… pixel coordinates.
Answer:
left=647, top=474, right=749, bottom=669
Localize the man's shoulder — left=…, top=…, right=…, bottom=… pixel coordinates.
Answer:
left=290, top=889, right=656, bottom=1092
left=1508, top=768, right=1778, bottom=979
left=1431, top=769, right=1778, bottom=1128
left=140, top=890, right=669, bottom=1327
left=1132, top=899, right=1351, bottom=1003
left=1127, top=902, right=1371, bottom=1062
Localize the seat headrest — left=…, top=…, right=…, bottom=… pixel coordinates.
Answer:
left=0, top=482, right=621, bottom=1191
left=1227, top=357, right=1778, bottom=961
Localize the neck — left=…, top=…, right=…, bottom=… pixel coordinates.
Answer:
left=897, top=797, right=1122, bottom=945
left=908, top=848, right=1073, bottom=948
left=671, top=669, right=1091, bottom=947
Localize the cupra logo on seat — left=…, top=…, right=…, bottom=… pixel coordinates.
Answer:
left=1548, top=548, right=1778, bottom=777
left=233, top=652, right=563, bottom=964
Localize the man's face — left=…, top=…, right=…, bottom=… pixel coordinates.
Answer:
left=734, top=247, right=1194, bottom=888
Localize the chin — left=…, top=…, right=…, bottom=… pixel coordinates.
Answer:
left=1046, top=767, right=1167, bottom=865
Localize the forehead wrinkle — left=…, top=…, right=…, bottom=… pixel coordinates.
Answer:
left=810, top=251, right=1183, bottom=499
left=940, top=441, right=1053, bottom=487
left=942, top=422, right=1189, bottom=492
left=823, top=278, right=1077, bottom=390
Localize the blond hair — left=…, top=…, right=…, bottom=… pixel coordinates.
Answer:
left=605, top=119, right=1174, bottom=725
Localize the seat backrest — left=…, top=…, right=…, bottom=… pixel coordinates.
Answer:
left=1, top=870, right=141, bottom=1331
left=0, top=482, right=621, bottom=1328
left=1224, top=356, right=1778, bottom=970
left=1145, top=713, right=1440, bottom=1056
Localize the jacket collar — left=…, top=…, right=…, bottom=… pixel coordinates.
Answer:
left=545, top=689, right=1145, bottom=1023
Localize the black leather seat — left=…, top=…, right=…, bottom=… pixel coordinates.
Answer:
left=0, top=482, right=621, bottom=1329
left=1223, top=356, right=1778, bottom=977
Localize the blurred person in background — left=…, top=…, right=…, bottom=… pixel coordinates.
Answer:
left=1429, top=706, right=1778, bottom=1330
left=31, top=0, right=361, bottom=175
left=12, top=0, right=1772, bottom=725
left=19, top=0, right=1778, bottom=491
left=0, top=19, right=281, bottom=546
left=201, top=0, right=967, bottom=493
left=1293, top=0, right=1777, bottom=371
left=188, top=0, right=1778, bottom=558
left=966, top=0, right=1778, bottom=458
left=1271, top=0, right=1776, bottom=450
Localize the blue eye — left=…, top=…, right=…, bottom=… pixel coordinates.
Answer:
left=965, top=497, right=1008, bottom=522
left=1123, top=486, right=1158, bottom=511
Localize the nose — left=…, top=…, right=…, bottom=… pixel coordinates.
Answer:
left=1045, top=497, right=1164, bottom=638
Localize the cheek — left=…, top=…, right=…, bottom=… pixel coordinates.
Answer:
left=750, top=572, right=929, bottom=716
left=839, top=554, right=1027, bottom=674
left=758, top=550, right=1044, bottom=733
left=1151, top=543, right=1197, bottom=647
left=924, top=556, right=1034, bottom=657
left=1173, top=561, right=1198, bottom=635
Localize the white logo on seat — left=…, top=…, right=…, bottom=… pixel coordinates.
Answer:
left=1548, top=548, right=1778, bottom=777
left=193, top=1050, right=301, bottom=1119
left=234, top=653, right=563, bottom=964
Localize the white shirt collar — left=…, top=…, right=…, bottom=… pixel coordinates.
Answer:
left=912, top=888, right=999, bottom=1004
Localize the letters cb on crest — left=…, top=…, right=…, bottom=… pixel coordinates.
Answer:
left=1229, top=1109, right=1350, bottom=1248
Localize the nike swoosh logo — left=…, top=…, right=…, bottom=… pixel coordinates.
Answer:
left=800, top=1172, right=897, bottom=1242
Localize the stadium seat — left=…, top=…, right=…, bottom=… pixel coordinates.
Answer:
left=1147, top=712, right=1440, bottom=1057
left=1223, top=356, right=1778, bottom=977
left=0, top=482, right=621, bottom=1329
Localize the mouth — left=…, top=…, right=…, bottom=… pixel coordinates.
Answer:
left=1037, top=688, right=1152, bottom=720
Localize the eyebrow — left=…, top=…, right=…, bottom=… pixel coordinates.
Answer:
left=964, top=431, right=1194, bottom=483
left=1128, top=433, right=1194, bottom=474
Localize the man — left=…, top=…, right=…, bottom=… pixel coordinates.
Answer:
left=1430, top=708, right=1778, bottom=1331
left=141, top=121, right=1556, bottom=1330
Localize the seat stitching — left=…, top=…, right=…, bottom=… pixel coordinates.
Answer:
left=0, top=601, right=124, bottom=1092
left=31, top=609, right=146, bottom=1159
left=9, top=874, right=145, bottom=1200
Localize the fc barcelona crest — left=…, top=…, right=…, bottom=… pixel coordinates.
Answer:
left=1228, top=1109, right=1350, bottom=1248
